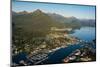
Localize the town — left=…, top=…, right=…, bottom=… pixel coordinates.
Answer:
left=62, top=40, right=96, bottom=63
left=12, top=27, right=80, bottom=66
left=12, top=27, right=95, bottom=66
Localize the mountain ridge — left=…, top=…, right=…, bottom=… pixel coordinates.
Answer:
left=12, top=9, right=96, bottom=37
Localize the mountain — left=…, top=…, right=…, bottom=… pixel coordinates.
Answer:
left=12, top=9, right=96, bottom=38
left=12, top=9, right=96, bottom=51
left=12, top=9, right=65, bottom=37
left=79, top=19, right=95, bottom=27
left=48, top=13, right=95, bottom=28
left=48, top=13, right=80, bottom=23
left=47, top=13, right=67, bottom=23
left=18, top=11, right=28, bottom=15
left=48, top=13, right=81, bottom=28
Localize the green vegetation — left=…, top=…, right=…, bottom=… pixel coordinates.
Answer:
left=12, top=9, right=95, bottom=55
left=12, top=9, right=65, bottom=37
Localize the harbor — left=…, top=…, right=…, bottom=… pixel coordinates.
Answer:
left=12, top=27, right=96, bottom=66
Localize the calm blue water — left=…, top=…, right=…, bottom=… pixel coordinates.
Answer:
left=42, top=44, right=82, bottom=64
left=70, top=27, right=96, bottom=42
left=42, top=27, right=96, bottom=64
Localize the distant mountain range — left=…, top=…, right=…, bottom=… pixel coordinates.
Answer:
left=12, top=9, right=96, bottom=37
left=79, top=19, right=95, bottom=27
left=47, top=13, right=95, bottom=27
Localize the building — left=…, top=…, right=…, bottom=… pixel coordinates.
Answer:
left=47, top=27, right=71, bottom=39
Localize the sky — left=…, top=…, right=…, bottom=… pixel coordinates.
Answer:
left=12, top=0, right=96, bottom=19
